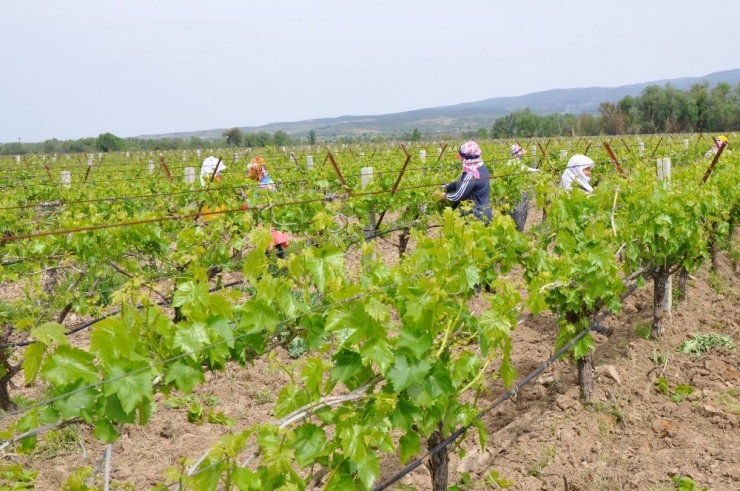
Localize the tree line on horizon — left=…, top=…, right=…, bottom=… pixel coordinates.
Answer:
left=3, top=82, right=739, bottom=156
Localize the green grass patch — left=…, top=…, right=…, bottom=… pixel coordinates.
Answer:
left=714, top=388, right=740, bottom=415
left=679, top=332, right=735, bottom=357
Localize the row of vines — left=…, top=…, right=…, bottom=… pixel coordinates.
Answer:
left=0, top=134, right=737, bottom=490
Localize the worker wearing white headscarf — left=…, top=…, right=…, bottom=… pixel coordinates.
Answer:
left=200, top=156, right=226, bottom=187
left=560, top=155, right=594, bottom=194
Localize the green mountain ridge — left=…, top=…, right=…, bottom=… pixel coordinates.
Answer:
left=139, top=68, right=740, bottom=140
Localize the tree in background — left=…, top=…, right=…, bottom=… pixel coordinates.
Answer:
left=243, top=131, right=272, bottom=147
left=273, top=130, right=292, bottom=146
left=223, top=127, right=243, bottom=147
left=308, top=129, right=317, bottom=145
left=95, top=133, right=126, bottom=152
left=410, top=128, right=422, bottom=142
left=490, top=113, right=517, bottom=139
left=41, top=139, right=61, bottom=153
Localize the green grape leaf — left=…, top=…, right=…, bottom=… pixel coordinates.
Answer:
left=331, top=350, right=363, bottom=384
left=274, top=384, right=311, bottom=419
left=172, top=281, right=209, bottom=316
left=232, top=468, right=262, bottom=490
left=364, top=297, right=389, bottom=322
left=22, top=342, right=46, bottom=384
left=208, top=315, right=234, bottom=347
left=573, top=332, right=595, bottom=360
left=360, top=339, right=394, bottom=374
left=248, top=226, right=274, bottom=252
left=173, top=322, right=211, bottom=358
left=355, top=449, right=380, bottom=489
left=387, top=353, right=431, bottom=392
left=300, top=357, right=331, bottom=398
left=289, top=423, right=327, bottom=468
left=399, top=430, right=421, bottom=465
left=53, top=380, right=97, bottom=422
left=208, top=294, right=233, bottom=318
left=90, top=317, right=133, bottom=360
left=235, top=299, right=281, bottom=334
left=102, top=359, right=153, bottom=414
left=37, top=406, right=60, bottom=425
left=164, top=359, right=205, bottom=394
left=31, top=322, right=69, bottom=347
left=93, top=418, right=119, bottom=443
left=40, top=345, right=98, bottom=386
left=305, top=247, right=344, bottom=293
left=104, top=394, right=137, bottom=424
left=396, top=326, right=433, bottom=359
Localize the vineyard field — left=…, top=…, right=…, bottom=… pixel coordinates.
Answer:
left=1, top=136, right=739, bottom=490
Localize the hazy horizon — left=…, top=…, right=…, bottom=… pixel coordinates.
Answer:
left=3, top=0, right=740, bottom=143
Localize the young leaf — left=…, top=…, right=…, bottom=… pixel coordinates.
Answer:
left=289, top=423, right=327, bottom=468
left=164, top=359, right=205, bottom=394
left=40, top=345, right=98, bottom=386
left=399, top=430, right=421, bottom=464
left=387, top=354, right=431, bottom=392
left=22, top=342, right=46, bottom=384
left=31, top=322, right=69, bottom=347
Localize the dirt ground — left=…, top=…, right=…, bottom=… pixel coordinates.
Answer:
left=3, top=217, right=740, bottom=491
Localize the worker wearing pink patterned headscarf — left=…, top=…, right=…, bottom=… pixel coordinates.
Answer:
left=435, top=141, right=492, bottom=223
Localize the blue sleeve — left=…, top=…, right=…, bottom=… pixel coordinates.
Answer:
left=445, top=172, right=475, bottom=203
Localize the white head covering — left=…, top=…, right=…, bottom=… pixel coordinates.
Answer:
left=560, top=155, right=594, bottom=194
left=199, top=156, right=226, bottom=187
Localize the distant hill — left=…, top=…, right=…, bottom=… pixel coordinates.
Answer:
left=140, top=68, right=740, bottom=140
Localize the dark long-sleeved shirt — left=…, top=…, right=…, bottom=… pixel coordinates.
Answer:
left=444, top=165, right=492, bottom=223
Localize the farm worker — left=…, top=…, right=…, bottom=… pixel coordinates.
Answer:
left=245, top=156, right=290, bottom=258
left=560, top=155, right=594, bottom=194
left=433, top=141, right=492, bottom=224
left=704, top=135, right=729, bottom=159
left=507, top=144, right=541, bottom=231
left=200, top=156, right=226, bottom=187
left=199, top=156, right=227, bottom=221
left=247, top=156, right=276, bottom=191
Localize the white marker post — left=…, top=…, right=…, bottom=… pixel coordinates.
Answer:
left=148, top=160, right=154, bottom=173
left=184, top=167, right=195, bottom=184
left=306, top=155, right=314, bottom=170
left=61, top=171, right=71, bottom=188
left=657, top=157, right=672, bottom=314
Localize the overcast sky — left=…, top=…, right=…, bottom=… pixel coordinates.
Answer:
left=2, top=0, right=739, bottom=142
